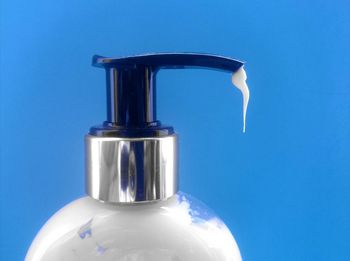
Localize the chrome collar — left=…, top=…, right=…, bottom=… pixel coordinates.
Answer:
left=85, top=135, right=178, bottom=203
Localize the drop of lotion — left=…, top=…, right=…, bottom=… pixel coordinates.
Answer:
left=232, top=66, right=250, bottom=133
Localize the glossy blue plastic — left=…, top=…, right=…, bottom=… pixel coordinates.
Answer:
left=91, top=53, right=244, bottom=137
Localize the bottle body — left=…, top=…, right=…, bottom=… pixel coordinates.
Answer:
left=26, top=192, right=241, bottom=261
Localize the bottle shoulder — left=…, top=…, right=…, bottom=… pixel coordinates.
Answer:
left=26, top=193, right=241, bottom=261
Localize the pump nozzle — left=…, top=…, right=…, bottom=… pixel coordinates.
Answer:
left=91, top=53, right=244, bottom=137
left=86, top=53, right=246, bottom=203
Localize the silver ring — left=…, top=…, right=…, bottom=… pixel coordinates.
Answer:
left=85, top=135, right=178, bottom=203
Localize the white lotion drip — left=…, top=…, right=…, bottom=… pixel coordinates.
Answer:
left=231, top=66, right=250, bottom=132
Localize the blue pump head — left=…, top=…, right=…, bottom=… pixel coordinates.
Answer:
left=91, top=53, right=244, bottom=137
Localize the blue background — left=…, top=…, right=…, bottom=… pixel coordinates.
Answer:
left=1, top=0, right=349, bottom=260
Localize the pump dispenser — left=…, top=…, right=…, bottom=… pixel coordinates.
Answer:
left=26, top=53, right=245, bottom=261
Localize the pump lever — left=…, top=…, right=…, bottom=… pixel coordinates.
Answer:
left=93, top=53, right=244, bottom=73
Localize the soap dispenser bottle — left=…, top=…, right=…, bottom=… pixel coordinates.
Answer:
left=26, top=53, right=245, bottom=261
